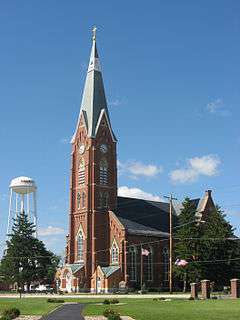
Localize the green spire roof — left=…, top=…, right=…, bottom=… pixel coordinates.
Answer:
left=72, top=28, right=116, bottom=142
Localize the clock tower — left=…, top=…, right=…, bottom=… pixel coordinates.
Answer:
left=66, top=28, right=117, bottom=290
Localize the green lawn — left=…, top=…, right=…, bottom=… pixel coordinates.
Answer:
left=82, top=298, right=240, bottom=320
left=0, top=298, right=61, bottom=316
left=0, top=298, right=240, bottom=319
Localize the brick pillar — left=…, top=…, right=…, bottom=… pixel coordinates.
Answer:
left=201, top=280, right=210, bottom=299
left=190, top=283, right=198, bottom=299
left=231, top=279, right=240, bottom=298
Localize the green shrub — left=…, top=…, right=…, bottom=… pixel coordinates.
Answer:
left=103, top=299, right=111, bottom=305
left=47, top=298, right=65, bottom=303
left=103, top=308, right=121, bottom=320
left=111, top=298, right=119, bottom=304
left=2, top=308, right=20, bottom=319
left=107, top=314, right=121, bottom=320
left=0, top=316, right=11, bottom=320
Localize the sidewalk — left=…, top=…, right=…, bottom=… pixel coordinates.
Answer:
left=0, top=293, right=190, bottom=299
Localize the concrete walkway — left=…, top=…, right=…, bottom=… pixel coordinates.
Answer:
left=0, top=293, right=190, bottom=299
left=41, top=303, right=84, bottom=320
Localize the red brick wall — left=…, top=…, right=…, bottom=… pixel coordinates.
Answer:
left=126, top=234, right=169, bottom=289
left=67, top=112, right=118, bottom=288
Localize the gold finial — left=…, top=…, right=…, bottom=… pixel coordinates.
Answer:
left=92, top=26, right=97, bottom=41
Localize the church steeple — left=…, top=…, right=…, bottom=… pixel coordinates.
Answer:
left=72, top=27, right=116, bottom=142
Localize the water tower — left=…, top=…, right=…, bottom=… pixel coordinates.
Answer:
left=7, top=176, right=38, bottom=238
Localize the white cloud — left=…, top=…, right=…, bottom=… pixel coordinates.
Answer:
left=38, top=226, right=65, bottom=237
left=60, top=137, right=69, bottom=144
left=206, top=98, right=230, bottom=116
left=118, top=186, right=164, bottom=202
left=109, top=99, right=121, bottom=107
left=170, top=155, right=221, bottom=184
left=118, top=160, right=163, bottom=179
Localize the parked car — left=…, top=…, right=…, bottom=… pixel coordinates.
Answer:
left=35, top=284, right=54, bottom=294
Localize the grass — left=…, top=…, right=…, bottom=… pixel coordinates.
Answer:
left=0, top=298, right=240, bottom=319
left=0, top=298, right=62, bottom=316
left=82, top=298, right=240, bottom=320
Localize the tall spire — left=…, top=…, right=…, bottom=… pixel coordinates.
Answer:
left=72, top=27, right=115, bottom=141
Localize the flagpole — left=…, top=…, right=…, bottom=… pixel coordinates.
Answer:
left=140, top=244, right=143, bottom=292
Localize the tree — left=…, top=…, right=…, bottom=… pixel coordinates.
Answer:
left=198, top=206, right=240, bottom=287
left=174, top=200, right=240, bottom=289
left=174, top=198, right=202, bottom=290
left=0, top=211, right=60, bottom=291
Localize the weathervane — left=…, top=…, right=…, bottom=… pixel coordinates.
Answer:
left=92, top=26, right=97, bottom=41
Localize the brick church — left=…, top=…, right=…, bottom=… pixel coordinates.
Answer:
left=59, top=30, right=216, bottom=293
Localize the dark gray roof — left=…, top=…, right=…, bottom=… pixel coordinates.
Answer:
left=116, top=196, right=200, bottom=234
left=119, top=217, right=169, bottom=237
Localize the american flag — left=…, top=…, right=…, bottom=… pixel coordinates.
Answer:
left=175, top=259, right=188, bottom=267
left=141, top=248, right=150, bottom=256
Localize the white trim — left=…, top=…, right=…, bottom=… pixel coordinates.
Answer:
left=95, top=109, right=117, bottom=142
left=71, top=110, right=88, bottom=144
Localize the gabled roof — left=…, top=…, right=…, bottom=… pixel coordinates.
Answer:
left=66, top=263, right=84, bottom=274
left=116, top=196, right=206, bottom=234
left=101, top=266, right=120, bottom=278
left=72, top=31, right=116, bottom=142
left=116, top=196, right=176, bottom=234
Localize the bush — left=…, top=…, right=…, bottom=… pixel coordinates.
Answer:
left=103, top=299, right=111, bottom=305
left=103, top=309, right=121, bottom=320
left=108, top=314, right=121, bottom=320
left=111, top=298, right=119, bottom=304
left=0, top=316, right=11, bottom=320
left=2, top=308, right=20, bottom=319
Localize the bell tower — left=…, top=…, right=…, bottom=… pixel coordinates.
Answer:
left=66, top=28, right=117, bottom=289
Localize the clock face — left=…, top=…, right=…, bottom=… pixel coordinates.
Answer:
left=100, top=144, right=108, bottom=154
left=79, top=144, right=85, bottom=155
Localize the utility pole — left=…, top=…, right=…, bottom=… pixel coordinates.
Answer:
left=140, top=244, right=143, bottom=292
left=164, top=193, right=177, bottom=294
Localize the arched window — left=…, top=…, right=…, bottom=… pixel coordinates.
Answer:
left=77, top=230, right=84, bottom=261
left=129, top=246, right=137, bottom=281
left=111, top=240, right=119, bottom=265
left=163, top=247, right=169, bottom=282
left=78, top=158, right=85, bottom=185
left=82, top=192, right=86, bottom=208
left=77, top=193, right=81, bottom=209
left=99, top=192, right=109, bottom=208
left=147, top=246, right=153, bottom=281
left=100, top=159, right=108, bottom=185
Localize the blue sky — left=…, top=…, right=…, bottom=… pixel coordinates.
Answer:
left=0, top=1, right=240, bottom=256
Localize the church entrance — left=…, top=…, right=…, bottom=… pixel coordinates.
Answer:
left=66, top=272, right=72, bottom=293
left=96, top=277, right=102, bottom=293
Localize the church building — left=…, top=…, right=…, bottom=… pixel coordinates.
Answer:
left=59, top=30, right=216, bottom=293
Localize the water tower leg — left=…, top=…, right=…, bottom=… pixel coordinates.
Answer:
left=7, top=189, right=13, bottom=238
left=27, top=193, right=30, bottom=219
left=20, top=194, right=24, bottom=214
left=33, top=191, right=38, bottom=238
left=15, top=193, right=18, bottom=218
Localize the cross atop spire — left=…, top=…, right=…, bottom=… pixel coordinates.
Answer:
left=92, top=26, right=97, bottom=41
